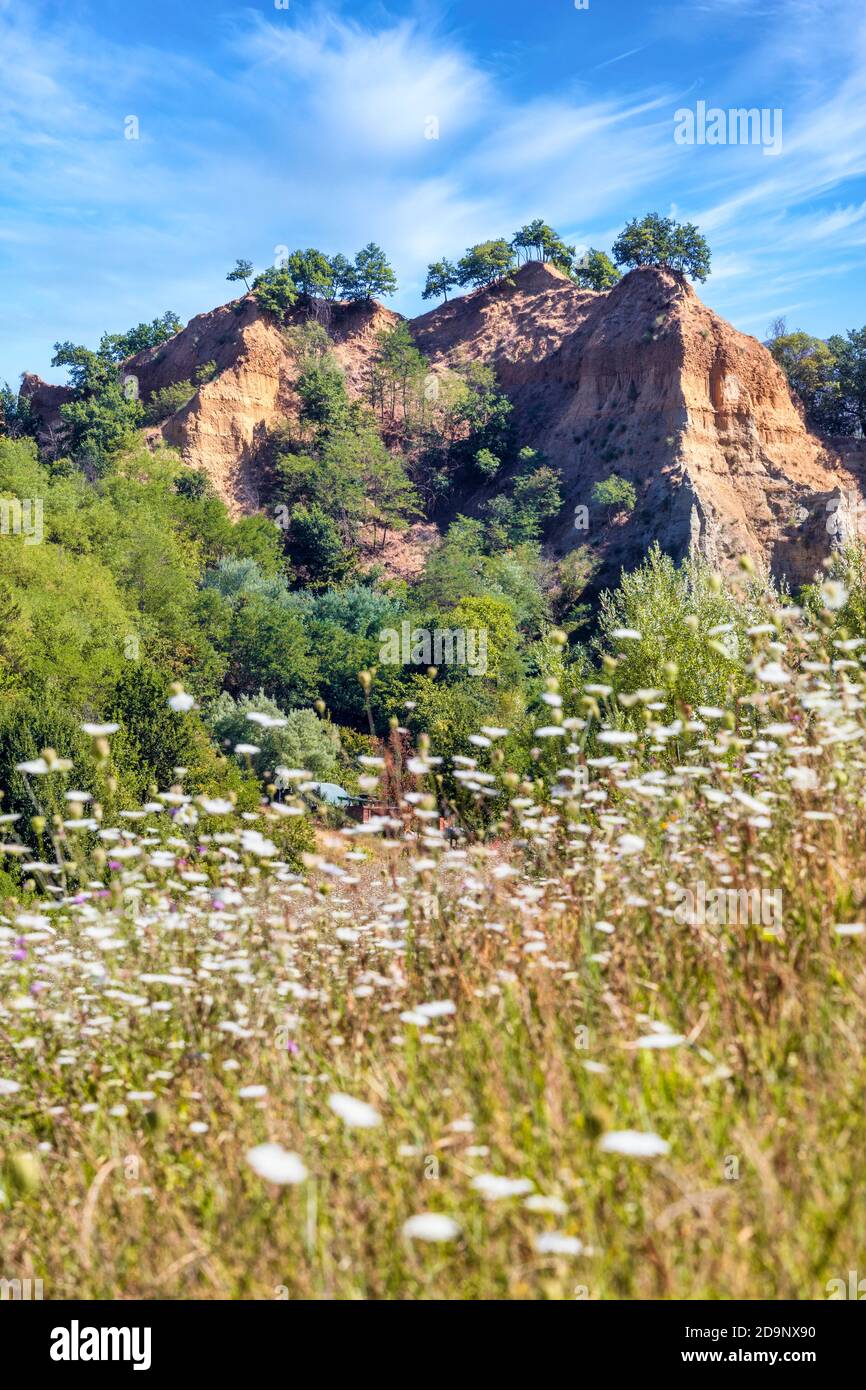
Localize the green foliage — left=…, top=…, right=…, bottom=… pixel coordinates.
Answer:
left=252, top=266, right=298, bottom=320
left=512, top=465, right=563, bottom=536
left=594, top=543, right=768, bottom=711
left=108, top=663, right=202, bottom=795
left=415, top=516, right=550, bottom=638
left=573, top=248, right=621, bottom=291
left=473, top=447, right=501, bottom=479
left=50, top=342, right=143, bottom=474
left=483, top=455, right=563, bottom=547
left=457, top=239, right=516, bottom=289
left=452, top=363, right=513, bottom=463
left=223, top=514, right=286, bottom=577
left=449, top=592, right=520, bottom=681
left=174, top=470, right=209, bottom=501
left=284, top=248, right=335, bottom=300
left=0, top=695, right=103, bottom=833
left=98, top=312, right=182, bottom=363
left=224, top=593, right=319, bottom=710
left=511, top=219, right=575, bottom=271
left=289, top=504, right=354, bottom=587
left=349, top=243, right=397, bottom=301
left=206, top=690, right=342, bottom=781
left=802, top=542, right=866, bottom=638
left=329, top=253, right=357, bottom=300
left=270, top=809, right=317, bottom=867
left=833, top=327, right=866, bottom=435
left=282, top=321, right=332, bottom=366
left=768, top=321, right=866, bottom=435
left=0, top=383, right=37, bottom=440
left=0, top=435, right=286, bottom=718
left=422, top=260, right=459, bottom=302
left=592, top=473, right=637, bottom=514
left=296, top=363, right=353, bottom=439
left=274, top=350, right=420, bottom=557
left=404, top=673, right=490, bottom=762
left=767, top=327, right=845, bottom=433
left=142, top=379, right=196, bottom=425
left=227, top=259, right=253, bottom=291
left=612, top=214, right=711, bottom=281
left=557, top=545, right=601, bottom=631
left=368, top=322, right=428, bottom=425
left=202, top=555, right=290, bottom=607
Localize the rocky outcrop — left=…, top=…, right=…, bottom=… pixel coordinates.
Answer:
left=21, top=295, right=401, bottom=515
left=18, top=372, right=71, bottom=452
left=20, top=263, right=866, bottom=584
left=411, top=262, right=864, bottom=588
left=126, top=295, right=400, bottom=514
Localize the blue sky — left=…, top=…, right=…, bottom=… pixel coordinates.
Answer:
left=2, top=0, right=866, bottom=385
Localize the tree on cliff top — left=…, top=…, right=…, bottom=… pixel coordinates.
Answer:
left=573, top=249, right=621, bottom=291
left=613, top=214, right=711, bottom=281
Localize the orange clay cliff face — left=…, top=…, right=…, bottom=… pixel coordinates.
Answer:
left=22, top=261, right=866, bottom=588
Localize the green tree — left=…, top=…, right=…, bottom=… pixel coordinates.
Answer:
left=474, top=447, right=501, bottom=479
left=449, top=592, right=519, bottom=681
left=422, top=260, right=459, bottom=303
left=573, top=249, right=621, bottom=291
left=207, top=690, right=342, bottom=781
left=51, top=342, right=142, bottom=474
left=349, top=243, right=398, bottom=301
left=141, top=380, right=196, bottom=425
left=767, top=329, right=845, bottom=434
left=481, top=461, right=563, bottom=547
left=0, top=382, right=36, bottom=439
left=329, top=253, right=357, bottom=300
left=226, top=593, right=319, bottom=708
left=0, top=579, right=29, bottom=689
left=285, top=248, right=335, bottom=300
left=557, top=545, right=601, bottom=631
left=511, top=220, right=575, bottom=271
left=252, top=266, right=298, bottom=320
left=511, top=219, right=546, bottom=263
left=457, top=239, right=516, bottom=288
left=612, top=214, right=711, bottom=281
left=510, top=464, right=564, bottom=541
left=289, top=503, right=354, bottom=587
left=283, top=321, right=333, bottom=366
left=369, top=322, right=428, bottom=423
left=451, top=361, right=514, bottom=464
left=175, top=470, right=209, bottom=501
left=275, top=349, right=419, bottom=551
left=227, top=258, right=254, bottom=292
left=594, top=544, right=762, bottom=712
left=109, top=663, right=201, bottom=793
left=362, top=440, right=421, bottom=546
left=98, top=312, right=182, bottom=362
left=293, top=354, right=352, bottom=435
left=833, top=327, right=866, bottom=435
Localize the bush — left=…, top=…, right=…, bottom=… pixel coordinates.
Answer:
left=206, top=691, right=342, bottom=782
left=592, top=474, right=637, bottom=515
left=142, top=380, right=196, bottom=425
left=593, top=543, right=773, bottom=712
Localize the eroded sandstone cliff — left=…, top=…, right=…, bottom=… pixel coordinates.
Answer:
left=21, top=262, right=865, bottom=586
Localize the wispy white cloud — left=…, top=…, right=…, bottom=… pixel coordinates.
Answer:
left=2, top=0, right=866, bottom=383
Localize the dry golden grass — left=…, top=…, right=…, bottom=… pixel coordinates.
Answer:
left=3, top=595, right=866, bottom=1300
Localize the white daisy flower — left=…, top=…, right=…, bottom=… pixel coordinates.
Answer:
left=328, top=1093, right=382, bottom=1129
left=246, top=1144, right=307, bottom=1184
